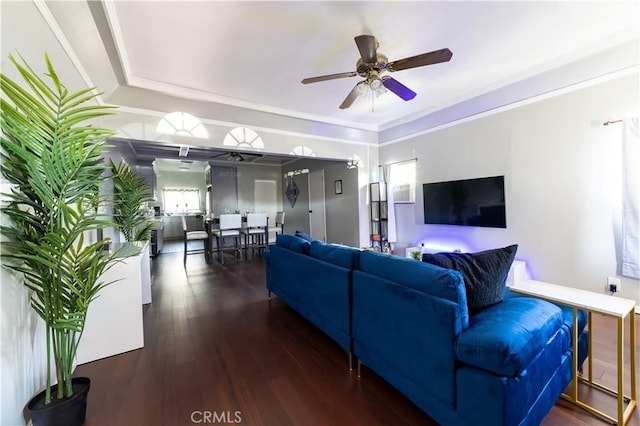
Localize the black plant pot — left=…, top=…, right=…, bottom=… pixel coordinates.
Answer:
left=27, top=377, right=91, bottom=426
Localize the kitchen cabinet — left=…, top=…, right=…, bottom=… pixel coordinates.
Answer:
left=163, top=216, right=183, bottom=240
left=162, top=215, right=205, bottom=240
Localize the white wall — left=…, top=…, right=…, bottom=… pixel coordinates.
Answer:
left=1, top=4, right=82, bottom=422
left=0, top=213, right=49, bottom=426
left=236, top=164, right=283, bottom=219
left=380, top=73, right=640, bottom=305
left=324, top=163, right=360, bottom=247
left=281, top=159, right=361, bottom=246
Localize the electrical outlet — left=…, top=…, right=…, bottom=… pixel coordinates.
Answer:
left=607, top=277, right=621, bottom=293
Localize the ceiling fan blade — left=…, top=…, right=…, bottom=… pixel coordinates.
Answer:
left=387, top=48, right=453, bottom=72
left=354, top=35, right=377, bottom=64
left=381, top=76, right=416, bottom=101
left=339, top=82, right=364, bottom=109
left=302, top=71, right=357, bottom=84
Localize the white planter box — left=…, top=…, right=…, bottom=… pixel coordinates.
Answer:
left=76, top=242, right=149, bottom=364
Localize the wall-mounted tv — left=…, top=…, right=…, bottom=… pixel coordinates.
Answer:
left=423, top=176, right=506, bottom=228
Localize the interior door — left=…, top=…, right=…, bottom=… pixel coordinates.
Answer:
left=308, top=169, right=326, bottom=241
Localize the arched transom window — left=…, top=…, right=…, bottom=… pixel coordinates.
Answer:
left=157, top=112, right=208, bottom=139
left=223, top=127, right=264, bottom=149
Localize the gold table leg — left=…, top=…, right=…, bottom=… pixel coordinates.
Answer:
left=564, top=310, right=637, bottom=425
left=618, top=316, right=624, bottom=424
left=588, top=311, right=593, bottom=383
left=625, top=312, right=637, bottom=425
left=573, top=307, right=579, bottom=401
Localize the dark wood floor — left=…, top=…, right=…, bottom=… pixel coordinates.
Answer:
left=75, top=243, right=639, bottom=426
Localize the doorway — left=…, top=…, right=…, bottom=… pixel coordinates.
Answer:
left=308, top=169, right=326, bottom=241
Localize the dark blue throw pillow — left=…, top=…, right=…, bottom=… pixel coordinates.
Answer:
left=294, top=230, right=313, bottom=242
left=422, top=245, right=518, bottom=313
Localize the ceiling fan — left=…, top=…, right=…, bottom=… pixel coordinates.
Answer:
left=301, top=35, right=452, bottom=109
left=209, top=151, right=263, bottom=162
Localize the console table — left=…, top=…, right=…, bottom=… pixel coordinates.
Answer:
left=510, top=280, right=637, bottom=425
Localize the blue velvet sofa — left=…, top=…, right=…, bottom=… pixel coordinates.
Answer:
left=264, top=235, right=587, bottom=425
left=263, top=234, right=360, bottom=361
left=353, top=250, right=588, bottom=426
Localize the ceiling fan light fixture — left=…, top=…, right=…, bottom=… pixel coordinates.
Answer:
left=369, top=76, right=387, bottom=97
left=355, top=81, right=368, bottom=97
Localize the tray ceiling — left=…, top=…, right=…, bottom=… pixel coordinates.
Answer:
left=100, top=1, right=639, bottom=131
left=4, top=1, right=639, bottom=143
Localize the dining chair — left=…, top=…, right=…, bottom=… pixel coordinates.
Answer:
left=275, top=211, right=285, bottom=235
left=269, top=211, right=285, bottom=244
left=241, top=213, right=268, bottom=258
left=211, top=214, right=242, bottom=264
left=181, top=215, right=209, bottom=265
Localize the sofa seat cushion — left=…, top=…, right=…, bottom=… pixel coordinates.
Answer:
left=504, top=288, right=588, bottom=353
left=554, top=303, right=588, bottom=354
left=556, top=303, right=588, bottom=335
left=276, top=234, right=311, bottom=254
left=456, top=296, right=563, bottom=377
left=309, top=240, right=360, bottom=269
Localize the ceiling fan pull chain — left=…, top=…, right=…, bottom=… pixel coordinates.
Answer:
left=371, top=90, right=375, bottom=113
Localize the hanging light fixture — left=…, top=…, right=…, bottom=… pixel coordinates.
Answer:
left=355, top=81, right=368, bottom=96
left=368, top=74, right=387, bottom=97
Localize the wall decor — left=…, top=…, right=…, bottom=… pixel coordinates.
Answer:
left=286, top=176, right=300, bottom=207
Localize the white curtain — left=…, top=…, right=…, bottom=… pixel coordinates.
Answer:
left=163, top=188, right=200, bottom=213
left=387, top=178, right=397, bottom=243
left=622, top=117, right=640, bottom=279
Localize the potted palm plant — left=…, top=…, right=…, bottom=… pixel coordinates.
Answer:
left=410, top=249, right=422, bottom=260
left=0, top=53, right=121, bottom=425
left=110, top=159, right=154, bottom=242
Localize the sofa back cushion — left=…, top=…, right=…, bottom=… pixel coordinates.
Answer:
left=359, top=250, right=468, bottom=321
left=267, top=244, right=352, bottom=351
left=309, top=240, right=360, bottom=269
left=294, top=230, right=313, bottom=242
left=352, top=254, right=469, bottom=411
left=276, top=234, right=311, bottom=254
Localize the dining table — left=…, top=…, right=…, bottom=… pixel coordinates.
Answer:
left=205, top=215, right=269, bottom=262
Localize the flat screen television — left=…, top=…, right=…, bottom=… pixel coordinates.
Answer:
left=423, top=176, right=506, bottom=228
